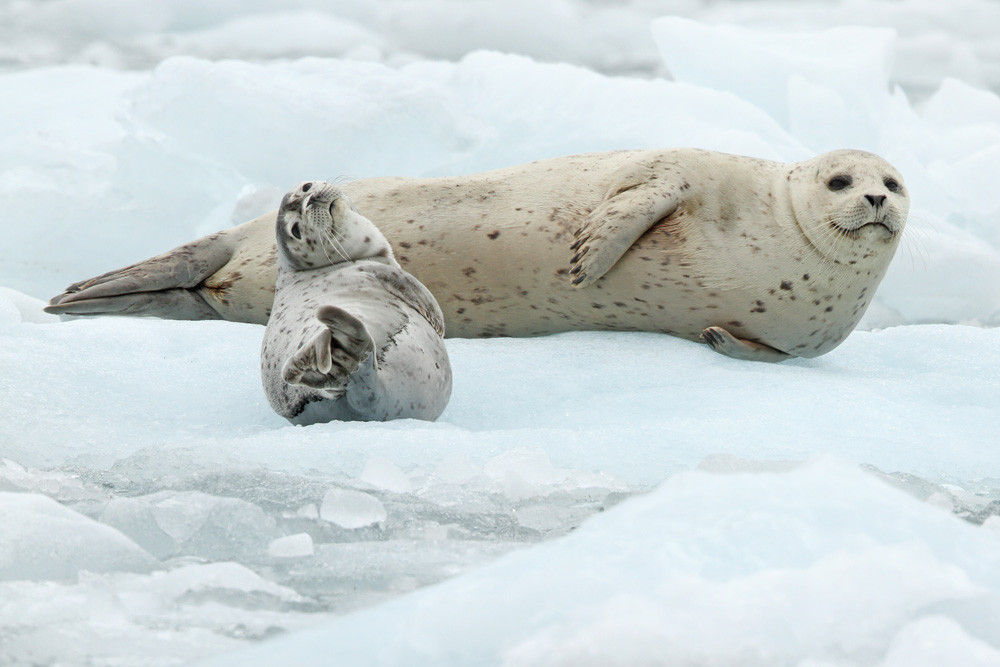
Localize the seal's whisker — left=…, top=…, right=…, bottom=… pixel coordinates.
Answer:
left=319, top=229, right=342, bottom=262
left=899, top=225, right=931, bottom=271
left=316, top=230, right=337, bottom=265
left=321, top=228, right=351, bottom=263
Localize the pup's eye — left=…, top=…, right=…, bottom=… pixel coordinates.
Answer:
left=884, top=178, right=900, bottom=193
left=290, top=222, right=302, bottom=239
left=827, top=176, right=852, bottom=191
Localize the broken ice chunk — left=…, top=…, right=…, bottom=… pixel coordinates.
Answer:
left=320, top=488, right=387, bottom=529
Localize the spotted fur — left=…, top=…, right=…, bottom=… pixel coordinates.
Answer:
left=50, top=149, right=908, bottom=362
left=260, top=182, right=451, bottom=423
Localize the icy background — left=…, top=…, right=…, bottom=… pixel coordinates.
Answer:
left=2, top=0, right=1000, bottom=665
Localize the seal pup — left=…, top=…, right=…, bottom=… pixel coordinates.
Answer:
left=48, top=149, right=908, bottom=362
left=262, top=181, right=451, bottom=423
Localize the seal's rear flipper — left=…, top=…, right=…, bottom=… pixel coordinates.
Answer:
left=44, top=289, right=222, bottom=320
left=282, top=306, right=375, bottom=391
left=701, top=326, right=791, bottom=363
left=45, top=232, right=236, bottom=319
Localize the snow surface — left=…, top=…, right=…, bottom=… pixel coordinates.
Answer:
left=2, top=1, right=1000, bottom=665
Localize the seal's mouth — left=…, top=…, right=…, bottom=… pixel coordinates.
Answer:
left=832, top=220, right=896, bottom=239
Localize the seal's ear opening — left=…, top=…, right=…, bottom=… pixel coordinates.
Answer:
left=290, top=221, right=302, bottom=240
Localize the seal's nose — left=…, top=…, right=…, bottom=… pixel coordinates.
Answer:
left=865, top=194, right=886, bottom=208
left=282, top=182, right=317, bottom=214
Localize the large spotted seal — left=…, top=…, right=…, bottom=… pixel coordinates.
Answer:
left=47, top=148, right=908, bottom=362
left=262, top=181, right=451, bottom=423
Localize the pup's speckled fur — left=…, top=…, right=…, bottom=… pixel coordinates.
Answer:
left=260, top=182, right=450, bottom=423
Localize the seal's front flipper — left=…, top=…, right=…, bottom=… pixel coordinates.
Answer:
left=701, top=326, right=791, bottom=363
left=569, top=180, right=680, bottom=289
left=45, top=232, right=235, bottom=319
left=282, top=306, right=375, bottom=392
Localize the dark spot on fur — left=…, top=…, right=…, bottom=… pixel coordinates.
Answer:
left=487, top=231, right=501, bottom=240
left=751, top=300, right=766, bottom=313
left=802, top=274, right=810, bottom=280
left=463, top=267, right=476, bottom=277
left=825, top=306, right=834, bottom=312
left=728, top=320, right=743, bottom=327
left=205, top=274, right=239, bottom=303
left=399, top=241, right=412, bottom=249
left=780, top=281, right=793, bottom=290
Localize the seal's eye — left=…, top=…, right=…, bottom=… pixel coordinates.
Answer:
left=884, top=178, right=901, bottom=193
left=290, top=222, right=302, bottom=240
left=827, top=176, right=852, bottom=191
left=301, top=182, right=312, bottom=193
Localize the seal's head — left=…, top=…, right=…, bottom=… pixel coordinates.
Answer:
left=275, top=181, right=396, bottom=271
left=787, top=150, right=908, bottom=265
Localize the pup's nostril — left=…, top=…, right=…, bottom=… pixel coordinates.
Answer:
left=865, top=194, right=886, bottom=208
